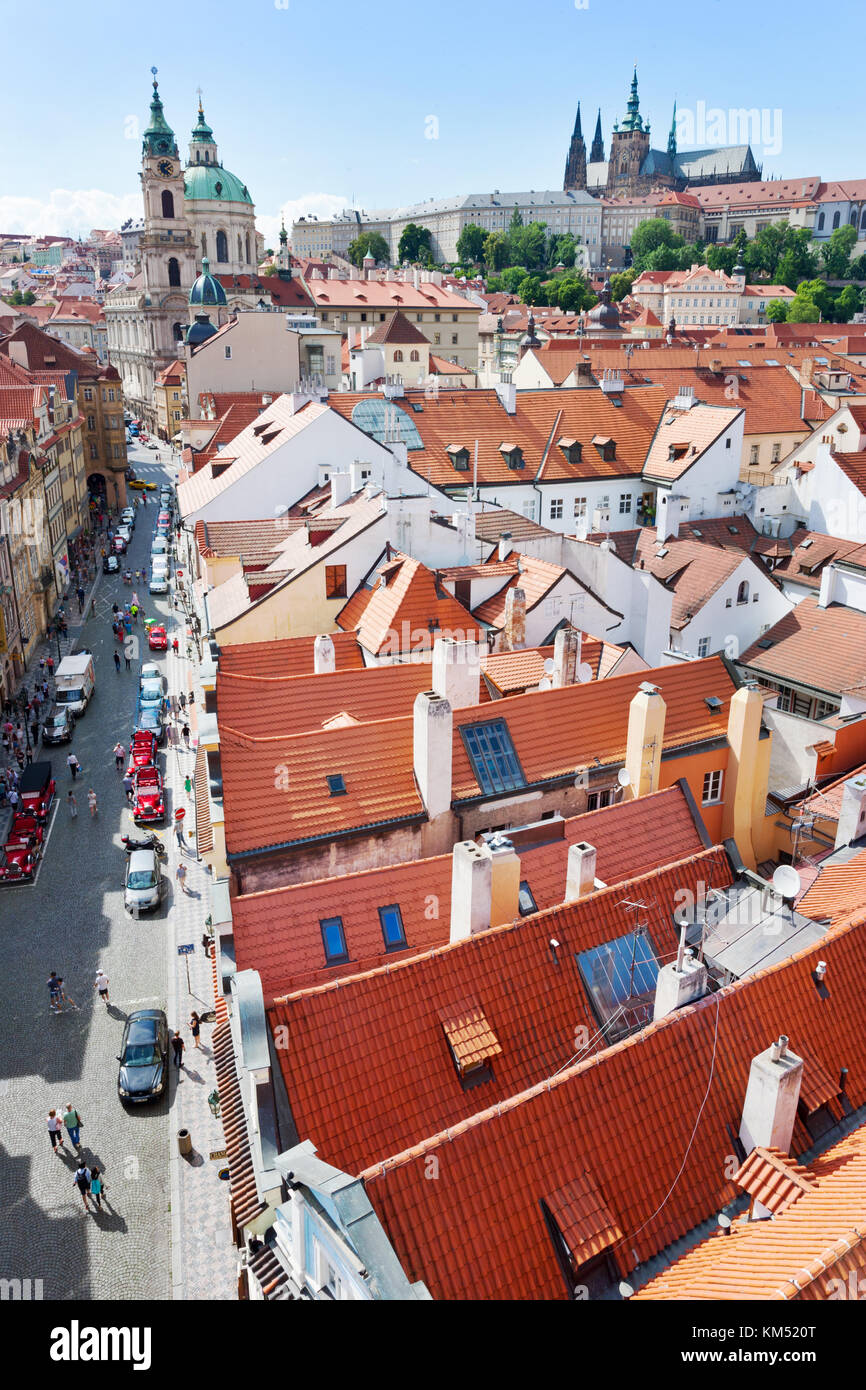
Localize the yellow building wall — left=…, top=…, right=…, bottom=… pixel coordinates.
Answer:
left=215, top=562, right=348, bottom=647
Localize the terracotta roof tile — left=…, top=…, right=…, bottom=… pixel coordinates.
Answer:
left=193, top=745, right=214, bottom=856
left=218, top=661, right=436, bottom=739
left=217, top=631, right=364, bottom=677
left=742, top=597, right=866, bottom=698
left=337, top=552, right=481, bottom=656
left=643, top=402, right=741, bottom=482
left=545, top=1173, right=624, bottom=1266
left=797, top=847, right=866, bottom=926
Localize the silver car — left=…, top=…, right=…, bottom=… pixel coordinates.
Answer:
left=124, top=848, right=163, bottom=914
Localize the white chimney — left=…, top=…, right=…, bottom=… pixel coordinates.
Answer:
left=413, top=690, right=453, bottom=820
left=564, top=841, right=597, bottom=901
left=498, top=533, right=513, bottom=562
left=347, top=326, right=356, bottom=350
left=553, top=627, right=581, bottom=687
left=674, top=384, right=696, bottom=411
left=818, top=562, right=838, bottom=610
left=432, top=635, right=481, bottom=710
left=349, top=459, right=368, bottom=492
left=501, top=587, right=526, bottom=651
left=653, top=927, right=707, bottom=1020
left=328, top=268, right=338, bottom=280
left=495, top=381, right=517, bottom=414
left=413, top=268, right=421, bottom=290
left=739, top=1035, right=804, bottom=1156
left=834, top=772, right=866, bottom=848
left=449, top=840, right=492, bottom=943
left=330, top=471, right=352, bottom=508
left=313, top=634, right=336, bottom=674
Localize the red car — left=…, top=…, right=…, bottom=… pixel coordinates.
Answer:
left=148, top=625, right=168, bottom=652
left=127, top=731, right=159, bottom=773
left=19, top=762, right=56, bottom=822
left=6, top=814, right=44, bottom=848
left=0, top=842, right=38, bottom=882
left=132, top=767, right=165, bottom=823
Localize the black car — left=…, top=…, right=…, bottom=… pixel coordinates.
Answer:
left=103, top=554, right=120, bottom=574
left=117, top=1009, right=168, bottom=1104
left=41, top=706, right=75, bottom=745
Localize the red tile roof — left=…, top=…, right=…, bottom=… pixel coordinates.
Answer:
left=336, top=552, right=481, bottom=656
left=643, top=402, right=741, bottom=482
left=742, top=597, right=866, bottom=697
left=218, top=661, right=435, bottom=739
left=623, top=531, right=758, bottom=630
left=217, top=631, right=364, bottom=677
left=830, top=450, right=866, bottom=499
left=797, top=847, right=866, bottom=927
left=364, top=310, right=429, bottom=346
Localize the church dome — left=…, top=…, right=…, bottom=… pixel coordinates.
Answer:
left=588, top=280, right=620, bottom=330
left=189, top=257, right=227, bottom=307
left=186, top=314, right=218, bottom=346
left=184, top=164, right=253, bottom=205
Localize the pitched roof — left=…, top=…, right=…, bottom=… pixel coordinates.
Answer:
left=742, top=597, right=866, bottom=698
left=796, top=848, right=866, bottom=927
left=473, top=507, right=552, bottom=543
left=304, top=277, right=480, bottom=313
left=217, top=631, right=364, bottom=677
left=218, top=661, right=436, bottom=739
left=830, top=451, right=866, bottom=499
left=626, top=531, right=759, bottom=629
left=473, top=555, right=577, bottom=628
left=364, top=310, right=429, bottom=346
left=337, top=552, right=482, bottom=656
left=643, top=401, right=742, bottom=482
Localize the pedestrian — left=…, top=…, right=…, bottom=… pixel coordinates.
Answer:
left=168, top=693, right=178, bottom=719
left=41, top=681, right=49, bottom=701
left=89, top=1166, right=104, bottom=1211
left=31, top=719, right=39, bottom=746
left=46, top=657, right=54, bottom=678
left=182, top=723, right=190, bottom=750
left=174, top=820, right=188, bottom=854
left=189, top=1012, right=201, bottom=1049
left=47, top=971, right=62, bottom=1011
left=39, top=657, right=45, bottom=678
left=122, top=772, right=134, bottom=802
left=93, top=969, right=110, bottom=1005
left=15, top=724, right=24, bottom=749
left=178, top=691, right=187, bottom=713
left=67, top=790, right=77, bottom=818
left=111, top=602, right=119, bottom=616
left=87, top=788, right=98, bottom=818
left=113, top=650, right=121, bottom=673
left=175, top=861, right=188, bottom=895
left=7, top=787, right=18, bottom=812
left=73, top=1164, right=92, bottom=1211
left=184, top=774, right=192, bottom=800
left=113, top=742, right=125, bottom=771
left=67, top=753, right=80, bottom=779
left=47, top=1109, right=65, bottom=1155
left=63, top=1104, right=83, bottom=1150
left=90, top=597, right=95, bottom=618
left=171, top=1031, right=185, bottom=1069
left=171, top=638, right=179, bottom=657
left=124, top=649, right=131, bottom=671
left=201, top=931, right=211, bottom=958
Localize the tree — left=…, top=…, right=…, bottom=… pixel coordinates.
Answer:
left=833, top=284, right=862, bottom=321
left=786, top=294, right=822, bottom=323
left=2, top=289, right=36, bottom=305
left=264, top=247, right=274, bottom=258
left=397, top=223, right=433, bottom=264
left=509, top=221, right=548, bottom=271
left=554, top=275, right=595, bottom=313
left=764, top=298, right=789, bottom=322
left=705, top=244, right=737, bottom=275
left=347, top=230, right=390, bottom=268
left=744, top=222, right=817, bottom=285
left=546, top=232, right=578, bottom=270
left=773, top=250, right=802, bottom=291
left=820, top=223, right=858, bottom=280
left=499, top=266, right=530, bottom=294
left=608, top=270, right=635, bottom=302
left=455, top=224, right=486, bottom=265
left=643, top=245, right=681, bottom=272
left=629, top=218, right=683, bottom=272
left=483, top=232, right=509, bottom=271
left=518, top=275, right=543, bottom=305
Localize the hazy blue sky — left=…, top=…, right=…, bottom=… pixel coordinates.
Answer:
left=0, top=0, right=861, bottom=241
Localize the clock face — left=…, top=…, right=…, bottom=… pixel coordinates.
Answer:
left=157, top=159, right=175, bottom=178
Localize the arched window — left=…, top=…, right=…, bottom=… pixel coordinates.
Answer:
left=216, top=230, right=229, bottom=263
left=861, top=209, right=866, bottom=230
left=173, top=322, right=184, bottom=341
left=201, top=233, right=207, bottom=259
left=737, top=580, right=749, bottom=605
left=851, top=210, right=858, bottom=225
left=245, top=233, right=250, bottom=264
left=817, top=212, right=825, bottom=231
left=161, top=190, right=174, bottom=219
left=410, top=349, right=420, bottom=362
left=393, top=349, right=403, bottom=362
left=833, top=211, right=840, bottom=229
left=238, top=234, right=243, bottom=262
left=167, top=257, right=181, bottom=287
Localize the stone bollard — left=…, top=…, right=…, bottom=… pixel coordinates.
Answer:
left=177, top=1128, right=192, bottom=1157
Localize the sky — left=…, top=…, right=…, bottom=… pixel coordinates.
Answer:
left=0, top=0, right=862, bottom=244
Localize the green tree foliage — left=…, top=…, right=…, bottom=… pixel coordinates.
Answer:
left=397, top=223, right=433, bottom=264
left=508, top=221, right=547, bottom=270
left=820, top=224, right=858, bottom=280
left=347, top=231, right=390, bottom=268
left=518, top=275, right=543, bottom=305
left=629, top=218, right=682, bottom=272
left=546, top=232, right=579, bottom=270
left=498, top=266, right=531, bottom=294
left=483, top=232, right=509, bottom=271
left=786, top=279, right=832, bottom=322
left=2, top=289, right=36, bottom=305
left=744, top=223, right=817, bottom=284
left=608, top=270, right=635, bottom=302
left=764, top=298, right=789, bottom=322
left=554, top=275, right=596, bottom=313
left=455, top=224, right=486, bottom=265
left=833, top=284, right=862, bottom=321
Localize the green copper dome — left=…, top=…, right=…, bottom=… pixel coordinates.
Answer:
left=184, top=163, right=253, bottom=205
left=186, top=314, right=218, bottom=346
left=190, top=100, right=214, bottom=143
left=189, top=257, right=227, bottom=307
left=142, top=71, right=178, bottom=158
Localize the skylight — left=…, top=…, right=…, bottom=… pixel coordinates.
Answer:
left=737, top=360, right=752, bottom=367
left=379, top=903, right=407, bottom=950
left=576, top=929, right=661, bottom=1041
left=765, top=359, right=780, bottom=366
left=460, top=719, right=526, bottom=796
left=326, top=774, right=347, bottom=796
left=800, top=538, right=813, bottom=549
left=518, top=881, right=537, bottom=916
left=351, top=398, right=424, bottom=449
left=727, top=525, right=739, bottom=534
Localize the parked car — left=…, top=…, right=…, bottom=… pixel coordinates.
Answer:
left=151, top=536, right=168, bottom=557
left=135, top=707, right=166, bottom=745
left=123, top=849, right=164, bottom=915
left=19, top=762, right=55, bottom=821
left=149, top=572, right=169, bottom=595
left=139, top=678, right=165, bottom=710
left=113, top=535, right=127, bottom=555
left=132, top=767, right=165, bottom=823
left=140, top=662, right=161, bottom=681
left=120, top=508, right=136, bottom=529
left=127, top=730, right=159, bottom=772
left=103, top=554, right=120, bottom=574
left=128, top=424, right=140, bottom=437
left=6, top=813, right=44, bottom=848
left=116, top=526, right=132, bottom=544
left=117, top=1009, right=168, bottom=1102
left=41, top=707, right=75, bottom=745
left=157, top=510, right=171, bottom=527
left=0, top=842, right=38, bottom=883
left=147, top=625, right=168, bottom=652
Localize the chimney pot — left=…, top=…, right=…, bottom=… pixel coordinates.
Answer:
left=740, top=1035, right=803, bottom=1155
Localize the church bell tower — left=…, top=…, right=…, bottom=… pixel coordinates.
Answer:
left=139, top=69, right=197, bottom=361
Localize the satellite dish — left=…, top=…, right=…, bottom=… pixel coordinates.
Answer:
left=543, top=657, right=555, bottom=676
left=538, top=676, right=552, bottom=691
left=617, top=767, right=631, bottom=788
left=577, top=662, right=593, bottom=684
left=772, top=864, right=800, bottom=900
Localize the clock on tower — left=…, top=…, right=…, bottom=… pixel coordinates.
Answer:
left=157, top=158, right=175, bottom=177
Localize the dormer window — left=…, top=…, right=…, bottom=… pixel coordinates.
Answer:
left=500, top=442, right=524, bottom=469
left=558, top=438, right=582, bottom=465
left=592, top=435, right=616, bottom=462
left=446, top=444, right=470, bottom=471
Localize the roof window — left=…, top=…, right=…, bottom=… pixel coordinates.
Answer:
left=439, top=996, right=501, bottom=1088
left=378, top=903, right=407, bottom=951
left=518, top=881, right=537, bottom=916
left=575, top=929, right=661, bottom=1043
left=326, top=773, right=347, bottom=796
left=320, top=916, right=348, bottom=964
left=460, top=719, right=526, bottom=796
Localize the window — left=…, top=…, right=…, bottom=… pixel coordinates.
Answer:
left=224, top=346, right=232, bottom=359
left=216, top=229, right=229, bottom=262
left=832, top=211, right=840, bottom=229
left=586, top=789, right=614, bottom=811
left=379, top=904, right=407, bottom=950
left=173, top=322, right=184, bottom=341
left=702, top=770, right=724, bottom=804
left=817, top=212, right=825, bottom=231
left=83, top=387, right=93, bottom=402
left=434, top=313, right=440, bottom=322
left=89, top=442, right=98, bottom=460
left=161, top=190, right=174, bottom=219
left=576, top=930, right=660, bottom=1040
left=245, top=233, right=251, bottom=264
left=725, top=597, right=732, bottom=608
left=325, top=565, right=347, bottom=598
left=434, top=333, right=440, bottom=345
left=749, top=444, right=759, bottom=465
left=326, top=774, right=346, bottom=796
left=736, top=580, right=749, bottom=605
left=574, top=496, right=587, bottom=518
left=518, top=881, right=537, bottom=916
left=167, top=257, right=181, bottom=287
left=697, top=636, right=711, bottom=658
left=393, top=349, right=403, bottom=362
left=320, top=917, right=348, bottom=964
left=452, top=313, right=458, bottom=322
left=752, top=591, right=759, bottom=602
left=410, top=349, right=420, bottom=362
left=771, top=443, right=781, bottom=463
left=451, top=334, right=458, bottom=345
left=86, top=415, right=95, bottom=431
left=619, top=493, right=632, bottom=515
left=550, top=498, right=563, bottom=520
left=460, top=719, right=526, bottom=796
left=201, top=232, right=208, bottom=258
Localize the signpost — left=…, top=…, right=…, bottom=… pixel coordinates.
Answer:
left=177, top=942, right=194, bottom=993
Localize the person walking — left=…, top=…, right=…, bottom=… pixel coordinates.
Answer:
left=124, top=647, right=131, bottom=671
left=38, top=657, right=45, bottom=678
left=72, top=1164, right=92, bottom=1211
left=171, top=1031, right=185, bottom=1070
left=181, top=723, right=190, bottom=750
left=93, top=970, right=110, bottom=1005
left=47, top=1109, right=65, bottom=1156
left=173, top=819, right=188, bottom=854
left=178, top=691, right=187, bottom=715
left=7, top=786, right=18, bottom=813
left=175, top=861, right=188, bottom=895
left=184, top=773, right=192, bottom=800
left=113, top=742, right=125, bottom=772
left=47, top=972, right=63, bottom=1012
left=67, top=790, right=78, bottom=819
left=63, top=1104, right=83, bottom=1150
left=89, top=1167, right=104, bottom=1211
left=46, top=656, right=54, bottom=679
left=87, top=788, right=98, bottom=818
left=122, top=772, right=134, bottom=802
left=30, top=718, right=40, bottom=747
left=189, top=1012, right=201, bottom=1049
left=113, top=650, right=121, bottom=673
left=168, top=693, right=178, bottom=720
left=67, top=752, right=80, bottom=780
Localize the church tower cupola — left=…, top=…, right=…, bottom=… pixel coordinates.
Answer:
left=621, top=67, right=644, bottom=132
left=189, top=92, right=219, bottom=166
left=142, top=68, right=178, bottom=158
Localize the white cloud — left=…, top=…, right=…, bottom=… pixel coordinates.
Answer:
left=256, top=192, right=347, bottom=249
left=0, top=188, right=142, bottom=239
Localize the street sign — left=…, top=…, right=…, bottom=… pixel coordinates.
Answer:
left=209, top=1150, right=227, bottom=1162
left=177, top=943, right=194, bottom=956
left=174, top=807, right=186, bottom=821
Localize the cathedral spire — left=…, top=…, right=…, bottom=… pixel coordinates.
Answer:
left=572, top=101, right=583, bottom=140
left=590, top=108, right=604, bottom=163
left=563, top=101, right=587, bottom=191
left=668, top=100, right=677, bottom=158
left=142, top=67, right=178, bottom=158
left=621, top=66, right=644, bottom=132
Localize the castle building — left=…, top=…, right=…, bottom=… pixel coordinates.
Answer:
left=564, top=69, right=761, bottom=198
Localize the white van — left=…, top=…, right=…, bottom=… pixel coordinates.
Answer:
left=54, top=652, right=95, bottom=716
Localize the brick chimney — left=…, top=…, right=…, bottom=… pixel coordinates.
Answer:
left=739, top=1035, right=804, bottom=1156
left=413, top=690, right=453, bottom=820
left=552, top=627, right=581, bottom=687
left=431, top=635, right=481, bottom=710
left=564, top=841, right=597, bottom=901
left=501, top=587, right=526, bottom=651
left=313, top=634, right=336, bottom=674
left=834, top=772, right=866, bottom=848
left=624, top=682, right=666, bottom=797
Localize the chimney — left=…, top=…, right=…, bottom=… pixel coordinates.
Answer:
left=488, top=834, right=521, bottom=927
left=564, top=841, right=597, bottom=901
left=739, top=1035, right=804, bottom=1156
left=313, top=634, right=336, bottom=674
left=552, top=627, right=581, bottom=687
left=413, top=268, right=421, bottom=290
left=657, top=491, right=685, bottom=543
left=721, top=683, right=769, bottom=870
left=624, top=682, right=666, bottom=797
left=498, top=533, right=513, bottom=562
left=330, top=471, right=352, bottom=508
left=834, top=772, right=866, bottom=848
left=431, top=635, right=481, bottom=710
left=501, top=587, right=526, bottom=651
left=817, top=562, right=838, bottom=610
left=413, top=690, right=453, bottom=820
left=328, top=268, right=338, bottom=280
left=653, top=926, right=707, bottom=1020
left=347, top=326, right=356, bottom=350
left=800, top=357, right=814, bottom=386
left=449, top=840, right=492, bottom=943
left=495, top=381, right=517, bottom=414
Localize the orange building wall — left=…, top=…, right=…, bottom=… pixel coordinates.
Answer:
left=658, top=746, right=730, bottom=844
